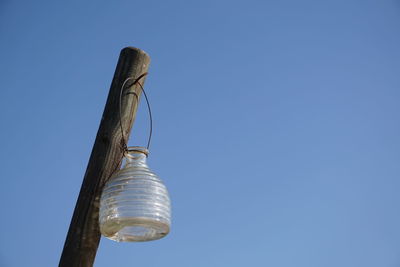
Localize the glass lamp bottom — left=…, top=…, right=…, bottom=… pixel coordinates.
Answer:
left=100, top=217, right=170, bottom=242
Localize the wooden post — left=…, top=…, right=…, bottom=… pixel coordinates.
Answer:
left=59, top=47, right=150, bottom=267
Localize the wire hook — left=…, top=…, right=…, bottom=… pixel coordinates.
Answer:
left=118, top=73, right=152, bottom=151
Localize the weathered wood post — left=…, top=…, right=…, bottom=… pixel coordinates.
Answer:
left=59, top=47, right=150, bottom=267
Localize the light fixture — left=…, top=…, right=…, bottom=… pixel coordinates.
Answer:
left=99, top=146, right=171, bottom=242
left=99, top=74, right=171, bottom=242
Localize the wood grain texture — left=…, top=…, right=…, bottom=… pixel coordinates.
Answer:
left=59, top=47, right=150, bottom=267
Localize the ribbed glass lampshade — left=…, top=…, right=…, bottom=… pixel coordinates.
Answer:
left=99, top=147, right=171, bottom=242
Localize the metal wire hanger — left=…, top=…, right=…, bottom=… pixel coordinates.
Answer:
left=118, top=72, right=152, bottom=152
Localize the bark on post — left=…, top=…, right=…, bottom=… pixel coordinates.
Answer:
left=59, top=47, right=150, bottom=267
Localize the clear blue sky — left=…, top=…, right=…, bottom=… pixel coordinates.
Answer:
left=1, top=1, right=400, bottom=266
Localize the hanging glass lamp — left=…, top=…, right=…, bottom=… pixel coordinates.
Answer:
left=99, top=146, right=171, bottom=242
left=99, top=74, right=171, bottom=242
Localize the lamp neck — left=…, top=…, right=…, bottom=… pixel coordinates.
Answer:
left=124, top=147, right=149, bottom=167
